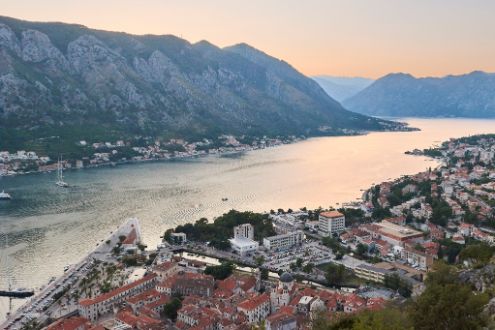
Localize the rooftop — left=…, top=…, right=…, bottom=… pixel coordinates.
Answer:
left=229, top=236, right=259, bottom=247
left=320, top=210, right=344, bottom=218
left=375, top=221, right=422, bottom=239
left=79, top=274, right=156, bottom=306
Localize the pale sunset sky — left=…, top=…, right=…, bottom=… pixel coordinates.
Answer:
left=1, top=0, right=494, bottom=79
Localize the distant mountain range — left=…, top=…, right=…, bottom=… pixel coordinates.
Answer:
left=343, top=71, right=495, bottom=118
left=0, top=16, right=402, bottom=152
left=312, top=76, right=373, bottom=102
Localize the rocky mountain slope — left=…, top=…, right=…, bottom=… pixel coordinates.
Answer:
left=312, top=75, right=373, bottom=102
left=343, top=71, right=495, bottom=118
left=0, top=16, right=400, bottom=152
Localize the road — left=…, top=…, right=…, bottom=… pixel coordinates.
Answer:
left=1, top=218, right=140, bottom=330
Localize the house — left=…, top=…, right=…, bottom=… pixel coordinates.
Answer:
left=238, top=293, right=271, bottom=324
left=266, top=310, right=297, bottom=330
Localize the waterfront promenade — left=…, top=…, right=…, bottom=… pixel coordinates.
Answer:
left=1, top=218, right=141, bottom=330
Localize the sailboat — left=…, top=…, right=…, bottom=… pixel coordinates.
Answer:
left=55, top=156, right=69, bottom=188
left=0, top=190, right=11, bottom=200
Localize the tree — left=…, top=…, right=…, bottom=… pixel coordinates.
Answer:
left=162, top=297, right=182, bottom=320
left=355, top=243, right=368, bottom=257
left=21, top=318, right=42, bottom=330
left=209, top=238, right=231, bottom=251
left=204, top=261, right=235, bottom=280
left=408, top=262, right=489, bottom=330
left=296, top=258, right=303, bottom=268
left=260, top=268, right=269, bottom=280
left=383, top=273, right=412, bottom=297
left=302, top=263, right=314, bottom=274
left=352, top=308, right=413, bottom=330
left=325, top=263, right=345, bottom=286
left=459, top=243, right=494, bottom=267
left=255, top=256, right=265, bottom=267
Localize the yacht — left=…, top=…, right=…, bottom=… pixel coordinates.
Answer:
left=0, top=190, right=11, bottom=200
left=55, top=156, right=69, bottom=188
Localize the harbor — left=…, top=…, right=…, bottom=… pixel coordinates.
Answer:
left=1, top=218, right=142, bottom=330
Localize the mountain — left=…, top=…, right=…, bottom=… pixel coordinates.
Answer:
left=343, top=71, right=495, bottom=118
left=312, top=76, right=373, bottom=102
left=0, top=16, right=402, bottom=153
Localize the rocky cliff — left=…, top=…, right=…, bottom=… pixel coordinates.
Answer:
left=0, top=16, right=398, bottom=151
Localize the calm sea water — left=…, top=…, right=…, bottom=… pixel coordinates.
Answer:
left=1, top=118, right=495, bottom=318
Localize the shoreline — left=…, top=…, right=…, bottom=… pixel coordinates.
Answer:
left=0, top=127, right=417, bottom=179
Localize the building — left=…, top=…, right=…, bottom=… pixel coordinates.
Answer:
left=263, top=231, right=304, bottom=251
left=372, top=221, right=423, bottom=247
left=266, top=311, right=297, bottom=330
left=153, top=261, right=180, bottom=279
left=354, top=264, right=393, bottom=283
left=238, top=293, right=271, bottom=324
left=234, top=223, right=254, bottom=240
left=229, top=236, right=259, bottom=256
left=400, top=246, right=436, bottom=271
left=170, top=232, right=187, bottom=244
left=271, top=273, right=296, bottom=311
left=78, top=274, right=157, bottom=322
left=156, top=271, right=215, bottom=297
left=46, top=316, right=92, bottom=330
left=230, top=223, right=258, bottom=256
left=318, top=211, right=346, bottom=236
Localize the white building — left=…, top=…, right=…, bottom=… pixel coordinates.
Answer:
left=318, top=211, right=346, bottom=236
left=238, top=293, right=271, bottom=324
left=234, top=223, right=254, bottom=240
left=170, top=232, right=187, bottom=244
left=263, top=231, right=304, bottom=251
left=229, top=237, right=259, bottom=256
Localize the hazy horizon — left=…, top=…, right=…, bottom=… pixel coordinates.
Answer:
left=2, top=0, right=495, bottom=79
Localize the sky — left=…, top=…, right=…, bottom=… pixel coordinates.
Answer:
left=1, top=0, right=495, bottom=79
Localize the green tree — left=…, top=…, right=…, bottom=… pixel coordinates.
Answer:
left=408, top=262, right=489, bottom=330
left=21, top=318, right=42, bottom=330
left=383, top=273, right=412, bottom=298
left=459, top=243, right=494, bottom=267
left=260, top=268, right=269, bottom=280
left=325, top=263, right=345, bottom=286
left=204, top=261, right=235, bottom=280
left=355, top=243, right=368, bottom=257
left=302, top=263, right=314, bottom=274
left=162, top=297, right=182, bottom=320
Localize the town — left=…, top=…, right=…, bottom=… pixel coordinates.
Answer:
left=3, top=134, right=495, bottom=330
left=0, top=135, right=300, bottom=176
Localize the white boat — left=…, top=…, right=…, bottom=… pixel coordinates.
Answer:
left=0, top=190, right=11, bottom=200
left=55, top=156, right=69, bottom=188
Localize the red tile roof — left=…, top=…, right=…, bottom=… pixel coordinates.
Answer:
left=123, top=228, right=137, bottom=245
left=47, top=316, right=92, bottom=330
left=79, top=274, right=156, bottom=306
left=238, top=293, right=270, bottom=311
left=320, top=211, right=344, bottom=218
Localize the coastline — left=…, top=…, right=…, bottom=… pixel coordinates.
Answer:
left=0, top=126, right=417, bottom=178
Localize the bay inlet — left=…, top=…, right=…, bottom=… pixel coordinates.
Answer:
left=1, top=117, right=495, bottom=320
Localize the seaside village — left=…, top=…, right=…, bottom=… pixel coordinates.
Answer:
left=0, top=135, right=292, bottom=176
left=7, top=135, right=495, bottom=330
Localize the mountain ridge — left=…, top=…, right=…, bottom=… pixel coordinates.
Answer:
left=0, top=16, right=404, bottom=153
left=312, top=75, right=373, bottom=102
left=343, top=71, right=495, bottom=118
